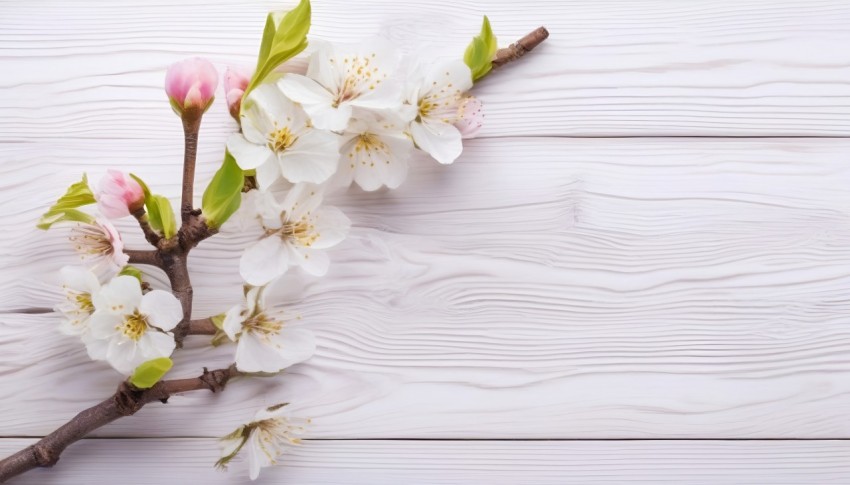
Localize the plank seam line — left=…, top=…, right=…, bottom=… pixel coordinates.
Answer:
left=3, top=437, right=850, bottom=442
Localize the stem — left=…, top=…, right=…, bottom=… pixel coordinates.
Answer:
left=181, top=115, right=202, bottom=223
left=492, top=26, right=549, bottom=68
left=130, top=208, right=162, bottom=247
left=187, top=318, right=218, bottom=335
left=160, top=252, right=193, bottom=347
left=0, top=366, right=238, bottom=483
left=125, top=249, right=159, bottom=267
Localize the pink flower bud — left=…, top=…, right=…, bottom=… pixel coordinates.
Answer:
left=224, top=66, right=252, bottom=120
left=165, top=57, right=219, bottom=117
left=455, top=96, right=484, bottom=139
left=97, top=169, right=145, bottom=219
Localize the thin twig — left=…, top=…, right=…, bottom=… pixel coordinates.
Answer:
left=186, top=318, right=218, bottom=335
left=130, top=207, right=162, bottom=248
left=181, top=116, right=202, bottom=223
left=0, top=366, right=239, bottom=483
left=124, top=249, right=160, bottom=267
left=492, top=26, right=549, bottom=68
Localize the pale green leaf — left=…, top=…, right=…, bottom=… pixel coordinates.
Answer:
left=129, top=357, right=173, bottom=389
left=202, top=151, right=244, bottom=229
left=245, top=0, right=311, bottom=96
left=146, top=195, right=177, bottom=239
left=118, top=265, right=144, bottom=283
left=464, top=16, right=498, bottom=81
left=37, top=174, right=96, bottom=230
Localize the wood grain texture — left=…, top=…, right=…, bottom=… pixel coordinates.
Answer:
left=3, top=138, right=850, bottom=439
left=3, top=0, right=850, bottom=138
left=2, top=438, right=850, bottom=485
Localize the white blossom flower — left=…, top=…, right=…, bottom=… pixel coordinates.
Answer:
left=217, top=403, right=310, bottom=480
left=86, top=275, right=183, bottom=374
left=336, top=114, right=413, bottom=191
left=226, top=83, right=340, bottom=188
left=455, top=96, right=484, bottom=139
left=69, top=217, right=129, bottom=271
left=223, top=285, right=315, bottom=373
left=405, top=59, right=474, bottom=164
left=55, top=266, right=101, bottom=336
left=278, top=40, right=401, bottom=131
left=239, top=185, right=350, bottom=285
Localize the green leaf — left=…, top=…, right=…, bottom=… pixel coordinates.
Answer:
left=118, top=265, right=144, bottom=283
left=210, top=313, right=227, bottom=330
left=202, top=151, right=244, bottom=229
left=146, top=195, right=177, bottom=239
left=245, top=0, right=311, bottom=97
left=464, top=16, right=498, bottom=82
left=37, top=208, right=95, bottom=230
left=129, top=173, right=152, bottom=199
left=129, top=357, right=173, bottom=389
left=37, top=174, right=96, bottom=230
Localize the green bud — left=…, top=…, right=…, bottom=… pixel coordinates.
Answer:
left=129, top=357, right=173, bottom=389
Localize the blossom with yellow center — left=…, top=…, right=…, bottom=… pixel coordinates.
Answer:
left=222, top=285, right=315, bottom=373
left=278, top=39, right=402, bottom=131
left=217, top=403, right=311, bottom=480
left=239, top=184, right=351, bottom=286
left=68, top=218, right=129, bottom=270
left=56, top=266, right=102, bottom=337
left=336, top=115, right=413, bottom=191
left=226, top=83, right=339, bottom=189
left=85, top=275, right=183, bottom=374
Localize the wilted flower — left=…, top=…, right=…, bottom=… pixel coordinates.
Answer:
left=227, top=83, right=340, bottom=188
left=69, top=218, right=129, bottom=271
left=96, top=169, right=145, bottom=219
left=239, top=185, right=350, bottom=285
left=278, top=40, right=402, bottom=131
left=165, top=57, right=219, bottom=117
left=85, top=275, right=182, bottom=374
left=224, top=66, right=252, bottom=120
left=223, top=285, right=315, bottom=373
left=405, top=59, right=473, bottom=164
left=217, top=403, right=310, bottom=480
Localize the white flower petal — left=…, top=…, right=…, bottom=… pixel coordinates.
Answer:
left=240, top=236, right=289, bottom=286
left=302, top=102, right=352, bottom=131
left=222, top=305, right=244, bottom=341
left=83, top=333, right=109, bottom=361
left=246, top=429, right=270, bottom=480
left=140, top=290, right=183, bottom=331
left=281, top=183, right=324, bottom=221
left=247, top=83, right=303, bottom=127
left=278, top=130, right=340, bottom=184
left=139, top=331, right=176, bottom=360
left=227, top=133, right=275, bottom=170
left=87, top=311, right=123, bottom=339
left=255, top=159, right=282, bottom=192
left=106, top=337, right=140, bottom=374
left=271, top=327, right=317, bottom=368
left=311, top=206, right=350, bottom=249
left=234, top=332, right=288, bottom=373
left=410, top=121, right=463, bottom=165
left=287, top=244, right=330, bottom=276
left=60, top=266, right=100, bottom=293
left=277, top=74, right=333, bottom=106
left=93, top=275, right=141, bottom=315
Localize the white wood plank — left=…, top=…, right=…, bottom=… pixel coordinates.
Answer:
left=3, top=0, right=850, bottom=138
left=2, top=438, right=850, bottom=484
left=3, top=138, right=850, bottom=438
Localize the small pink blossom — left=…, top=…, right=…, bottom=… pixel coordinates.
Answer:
left=454, top=96, right=484, bottom=139
left=165, top=57, right=219, bottom=116
left=96, top=170, right=145, bottom=219
left=224, top=66, right=252, bottom=120
left=69, top=218, right=129, bottom=271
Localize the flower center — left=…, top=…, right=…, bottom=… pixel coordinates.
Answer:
left=418, top=98, right=435, bottom=119
left=269, top=127, right=296, bottom=153
left=273, top=214, right=319, bottom=247
left=332, top=76, right=358, bottom=108
left=70, top=224, right=114, bottom=257
left=244, top=313, right=284, bottom=337
left=120, top=311, right=148, bottom=341
left=75, top=293, right=94, bottom=313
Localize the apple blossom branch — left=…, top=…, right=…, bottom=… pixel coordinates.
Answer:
left=0, top=366, right=240, bottom=483
left=0, top=23, right=548, bottom=483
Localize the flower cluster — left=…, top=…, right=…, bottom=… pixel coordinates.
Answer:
left=31, top=1, right=517, bottom=480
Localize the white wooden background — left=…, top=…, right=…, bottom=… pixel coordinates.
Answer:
left=3, top=0, right=850, bottom=483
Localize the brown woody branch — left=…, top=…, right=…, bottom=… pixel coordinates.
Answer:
left=492, top=26, right=549, bottom=68
left=0, top=366, right=239, bottom=483
left=186, top=318, right=218, bottom=335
